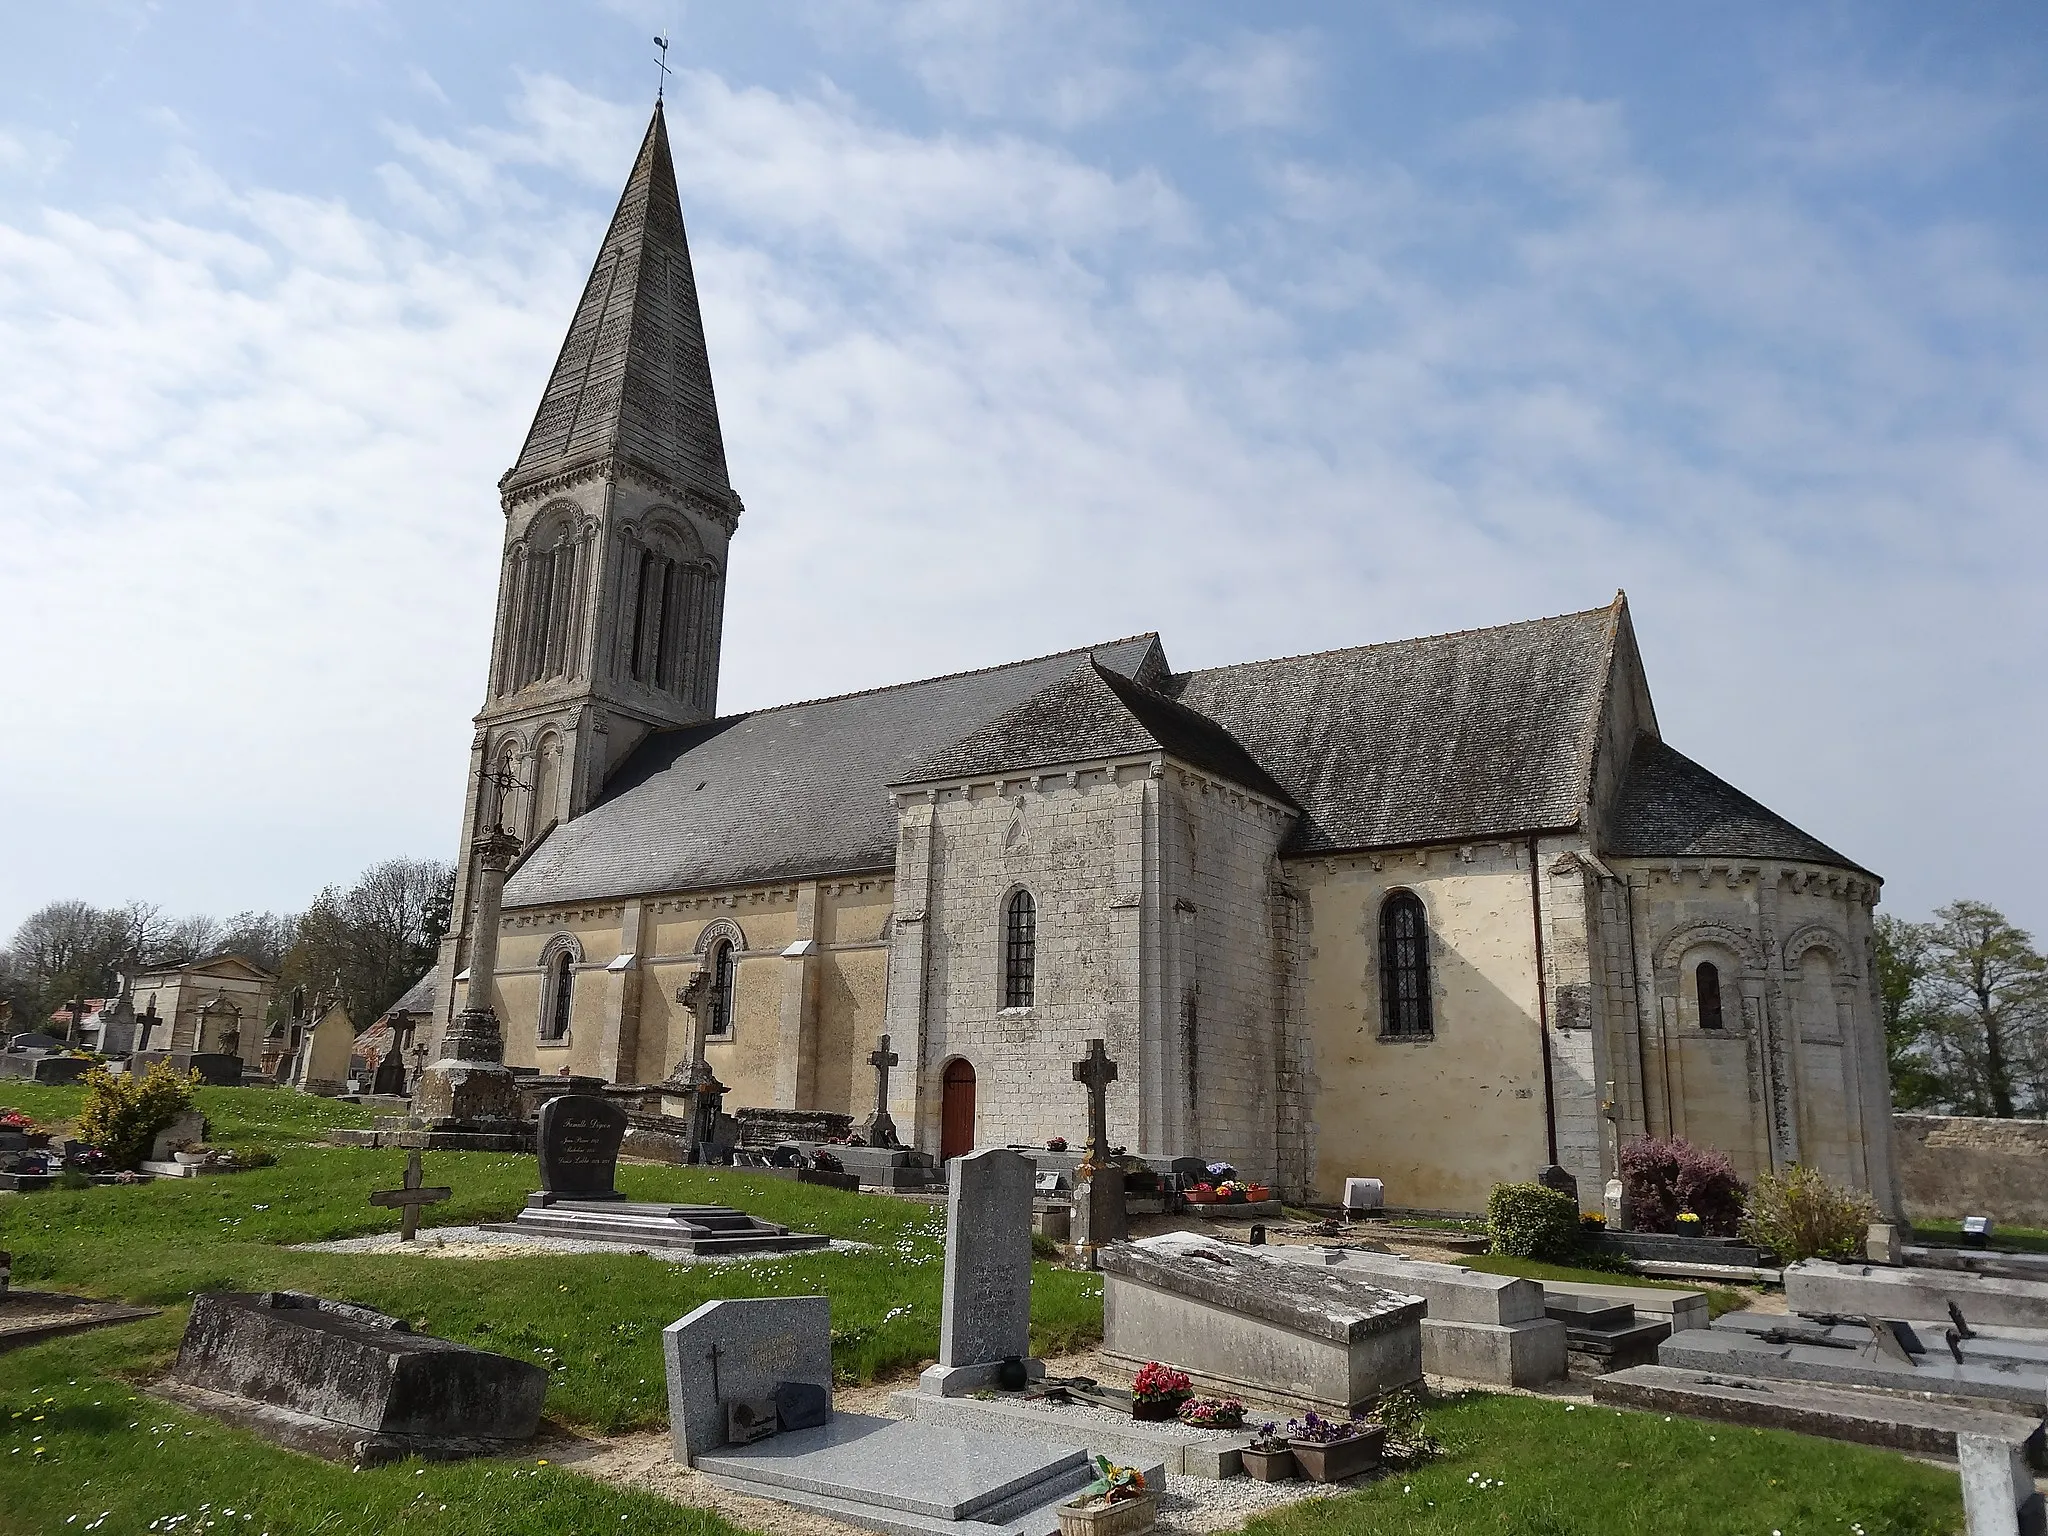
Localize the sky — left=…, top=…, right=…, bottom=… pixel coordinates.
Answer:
left=1, top=2, right=2044, bottom=943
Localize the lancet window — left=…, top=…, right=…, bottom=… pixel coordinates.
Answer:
left=1379, top=892, right=1433, bottom=1039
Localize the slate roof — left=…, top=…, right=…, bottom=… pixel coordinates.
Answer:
left=1607, top=737, right=1868, bottom=874
left=382, top=970, right=437, bottom=1019
left=1169, top=605, right=1621, bottom=855
left=901, top=659, right=1295, bottom=806
left=503, top=636, right=1167, bottom=907
left=500, top=102, right=735, bottom=512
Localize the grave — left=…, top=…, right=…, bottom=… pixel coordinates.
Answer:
left=1594, top=1364, right=2046, bottom=1463
left=158, top=1290, right=546, bottom=1465
left=130, top=1051, right=244, bottom=1086
left=1100, top=1232, right=1425, bottom=1413
left=0, top=1048, right=91, bottom=1084
left=859, top=1034, right=903, bottom=1148
left=1544, top=1291, right=1670, bottom=1375
left=481, top=1093, right=828, bottom=1256
left=136, top=1108, right=211, bottom=1178
left=1537, top=1278, right=1710, bottom=1334
left=921, top=1146, right=1043, bottom=1396
left=369, top=1150, right=452, bottom=1241
left=1961, top=1433, right=2048, bottom=1536
left=666, top=1295, right=1151, bottom=1536
left=1069, top=1039, right=1126, bottom=1264
left=1266, top=1245, right=1566, bottom=1387
left=1786, top=1258, right=2048, bottom=1332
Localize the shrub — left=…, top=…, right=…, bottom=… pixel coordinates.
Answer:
left=1030, top=1229, right=1061, bottom=1261
left=1620, top=1137, right=1746, bottom=1235
left=224, top=1145, right=277, bottom=1170
left=1486, top=1181, right=1583, bottom=1261
left=74, top=1060, right=200, bottom=1170
left=1740, top=1164, right=1878, bottom=1262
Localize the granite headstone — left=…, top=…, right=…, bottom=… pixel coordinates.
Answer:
left=662, top=1295, right=833, bottom=1465
left=920, top=1146, right=1038, bottom=1396
left=537, top=1093, right=627, bottom=1201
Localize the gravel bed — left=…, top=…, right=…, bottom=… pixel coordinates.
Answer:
left=1153, top=1468, right=1346, bottom=1531
left=291, top=1227, right=869, bottom=1262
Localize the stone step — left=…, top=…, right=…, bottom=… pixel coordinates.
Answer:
left=1593, top=1364, right=2046, bottom=1462
left=477, top=1212, right=829, bottom=1254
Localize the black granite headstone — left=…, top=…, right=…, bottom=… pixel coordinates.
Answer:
left=536, top=1093, right=627, bottom=1201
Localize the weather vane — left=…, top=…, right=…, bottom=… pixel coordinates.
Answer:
left=654, top=34, right=673, bottom=102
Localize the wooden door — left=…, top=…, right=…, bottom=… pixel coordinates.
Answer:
left=940, top=1059, right=976, bottom=1161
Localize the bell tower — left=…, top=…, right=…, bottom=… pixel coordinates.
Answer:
left=429, top=100, right=741, bottom=1045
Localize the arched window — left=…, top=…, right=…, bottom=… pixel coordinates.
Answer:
left=1379, top=892, right=1433, bottom=1039
left=1696, top=961, right=1724, bottom=1030
left=541, top=950, right=574, bottom=1041
left=1003, top=890, right=1036, bottom=1009
left=509, top=514, right=583, bottom=692
left=705, top=939, right=736, bottom=1038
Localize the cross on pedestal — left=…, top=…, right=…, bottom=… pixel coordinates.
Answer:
left=369, top=1149, right=451, bottom=1242
left=860, top=1034, right=902, bottom=1149
left=1072, top=1038, right=1119, bottom=1170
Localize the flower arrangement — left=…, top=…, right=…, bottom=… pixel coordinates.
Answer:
left=1046, top=1136, right=1069, bottom=1152
left=1076, top=1455, right=1148, bottom=1506
left=1249, top=1421, right=1291, bottom=1453
left=1176, top=1396, right=1245, bottom=1430
left=1205, top=1161, right=1238, bottom=1182
left=1214, top=1180, right=1248, bottom=1202
left=1287, top=1411, right=1367, bottom=1445
left=0, top=1110, right=33, bottom=1133
left=1676, top=1210, right=1702, bottom=1230
left=1131, top=1363, right=1192, bottom=1403
left=1580, top=1210, right=1608, bottom=1230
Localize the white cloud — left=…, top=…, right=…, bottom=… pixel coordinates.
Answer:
left=1177, top=31, right=1322, bottom=132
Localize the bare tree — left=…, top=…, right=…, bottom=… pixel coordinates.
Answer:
left=277, top=858, right=454, bottom=1028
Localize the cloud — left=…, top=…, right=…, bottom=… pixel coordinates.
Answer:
left=1177, top=30, right=1322, bottom=131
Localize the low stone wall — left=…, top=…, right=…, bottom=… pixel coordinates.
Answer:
left=1895, top=1114, right=2048, bottom=1227
left=734, top=1108, right=851, bottom=1147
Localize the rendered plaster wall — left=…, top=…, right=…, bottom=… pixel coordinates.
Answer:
left=1297, top=842, right=1551, bottom=1215
left=1618, top=861, right=1894, bottom=1208
left=912, top=767, right=1150, bottom=1156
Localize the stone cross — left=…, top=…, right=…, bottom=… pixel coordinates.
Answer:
left=1071, top=1038, right=1118, bottom=1169
left=369, top=1149, right=451, bottom=1242
left=859, top=1034, right=902, bottom=1148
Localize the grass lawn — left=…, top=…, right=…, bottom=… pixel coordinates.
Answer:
left=1913, top=1217, right=2048, bottom=1255
left=1456, top=1254, right=1751, bottom=1319
left=1, top=1086, right=1964, bottom=1535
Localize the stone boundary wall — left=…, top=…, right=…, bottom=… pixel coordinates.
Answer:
left=1895, top=1113, right=2048, bottom=1227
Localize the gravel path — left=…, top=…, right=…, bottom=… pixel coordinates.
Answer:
left=291, top=1227, right=870, bottom=1262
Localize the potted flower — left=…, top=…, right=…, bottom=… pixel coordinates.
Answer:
left=1286, top=1411, right=1384, bottom=1483
left=1676, top=1210, right=1702, bottom=1233
left=1580, top=1210, right=1608, bottom=1233
left=1245, top=1183, right=1272, bottom=1202
left=1241, top=1423, right=1295, bottom=1482
left=1046, top=1136, right=1068, bottom=1152
left=1176, top=1396, right=1245, bottom=1430
left=1129, top=1363, right=1191, bottom=1421
left=1056, top=1456, right=1154, bottom=1536
left=1215, top=1180, right=1247, bottom=1204
left=1185, top=1182, right=1218, bottom=1205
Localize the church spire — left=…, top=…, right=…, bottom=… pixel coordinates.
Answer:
left=500, top=101, right=737, bottom=520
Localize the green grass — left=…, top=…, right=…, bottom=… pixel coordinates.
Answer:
left=1453, top=1255, right=1752, bottom=1319
left=0, top=1082, right=373, bottom=1144
left=1242, top=1391, right=1959, bottom=1536
left=1913, top=1217, right=2048, bottom=1255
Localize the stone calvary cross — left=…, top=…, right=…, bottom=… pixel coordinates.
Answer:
left=1072, top=1037, right=1118, bottom=1169
left=861, top=1034, right=901, bottom=1149
left=369, top=1149, right=451, bottom=1242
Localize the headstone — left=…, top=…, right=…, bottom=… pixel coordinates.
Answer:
left=1964, top=1216, right=1996, bottom=1249
left=368, top=1150, right=451, bottom=1242
left=1071, top=1038, right=1117, bottom=1165
left=536, top=1093, right=628, bottom=1201
left=162, top=1291, right=546, bottom=1466
left=150, top=1109, right=208, bottom=1163
left=1071, top=1167, right=1126, bottom=1265
left=1866, top=1222, right=1904, bottom=1265
left=1960, top=1432, right=2048, bottom=1536
left=859, top=1034, right=902, bottom=1149
left=1343, top=1177, right=1384, bottom=1214
left=1536, top=1164, right=1580, bottom=1205
left=662, top=1296, right=833, bottom=1465
left=920, top=1147, right=1039, bottom=1396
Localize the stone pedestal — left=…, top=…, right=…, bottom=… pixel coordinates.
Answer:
left=1071, top=1166, right=1127, bottom=1265
left=410, top=1009, right=520, bottom=1130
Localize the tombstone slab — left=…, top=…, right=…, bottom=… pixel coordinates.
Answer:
left=662, top=1296, right=834, bottom=1465
left=1101, top=1233, right=1425, bottom=1413
left=536, top=1093, right=628, bottom=1200
left=1787, top=1259, right=2048, bottom=1332
left=159, top=1291, right=545, bottom=1465
left=1961, top=1433, right=2048, bottom=1536
left=921, top=1147, right=1040, bottom=1397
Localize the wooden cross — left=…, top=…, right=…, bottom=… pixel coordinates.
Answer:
left=369, top=1149, right=451, bottom=1242
left=1071, top=1038, right=1118, bottom=1166
left=867, top=1034, right=899, bottom=1115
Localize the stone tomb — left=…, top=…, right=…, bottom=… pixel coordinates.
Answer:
left=482, top=1093, right=828, bottom=1256
left=1266, top=1245, right=1566, bottom=1388
left=157, top=1291, right=546, bottom=1465
left=667, top=1295, right=1145, bottom=1536
left=1101, top=1233, right=1425, bottom=1413
left=921, top=1147, right=1042, bottom=1397
left=1786, top=1258, right=2048, bottom=1332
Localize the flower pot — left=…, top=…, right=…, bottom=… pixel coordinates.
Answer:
left=1057, top=1492, right=1156, bottom=1536
left=173, top=1150, right=209, bottom=1166
left=1289, top=1427, right=1384, bottom=1483
left=1132, top=1395, right=1188, bottom=1422
left=1246, top=1186, right=1272, bottom=1202
left=1241, top=1447, right=1296, bottom=1482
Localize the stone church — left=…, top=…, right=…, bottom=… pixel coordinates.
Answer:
left=424, top=103, right=1900, bottom=1216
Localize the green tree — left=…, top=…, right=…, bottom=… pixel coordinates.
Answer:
left=1873, top=914, right=1943, bottom=1109
left=275, top=857, right=453, bottom=1029
left=1916, top=900, right=2047, bottom=1118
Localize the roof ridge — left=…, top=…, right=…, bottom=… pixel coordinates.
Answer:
left=707, top=633, right=1162, bottom=720
left=1174, top=602, right=1618, bottom=682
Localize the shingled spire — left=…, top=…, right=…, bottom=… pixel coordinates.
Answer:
left=500, top=101, right=737, bottom=517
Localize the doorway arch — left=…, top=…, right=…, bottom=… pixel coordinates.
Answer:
left=940, top=1058, right=977, bottom=1161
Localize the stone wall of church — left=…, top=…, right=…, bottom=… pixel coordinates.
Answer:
left=1296, top=841, right=1553, bottom=1214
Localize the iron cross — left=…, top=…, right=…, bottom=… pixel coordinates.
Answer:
left=1072, top=1038, right=1118, bottom=1165
left=867, top=1034, right=899, bottom=1114
left=369, top=1149, right=452, bottom=1242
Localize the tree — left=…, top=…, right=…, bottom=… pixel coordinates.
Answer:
left=5, top=900, right=130, bottom=1031
left=1873, top=914, right=1943, bottom=1109
left=1915, top=901, right=2048, bottom=1118
left=275, top=857, right=454, bottom=1030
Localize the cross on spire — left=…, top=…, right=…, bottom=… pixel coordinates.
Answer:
left=1072, top=1038, right=1119, bottom=1168
left=653, top=34, right=673, bottom=102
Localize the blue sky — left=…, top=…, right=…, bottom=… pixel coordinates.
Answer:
left=2, top=2, right=2043, bottom=942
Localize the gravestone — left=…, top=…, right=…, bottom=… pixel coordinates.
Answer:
left=859, top=1034, right=901, bottom=1149
left=1960, top=1432, right=2048, bottom=1536
left=662, top=1295, right=833, bottom=1465
left=1069, top=1040, right=1127, bottom=1264
left=369, top=1150, right=451, bottom=1242
left=537, top=1093, right=628, bottom=1200
left=920, top=1147, right=1040, bottom=1396
left=161, top=1291, right=546, bottom=1466
left=150, top=1110, right=208, bottom=1163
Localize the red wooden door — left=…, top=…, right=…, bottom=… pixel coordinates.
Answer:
left=940, top=1059, right=976, bottom=1161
